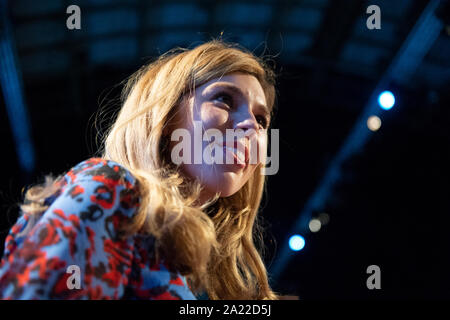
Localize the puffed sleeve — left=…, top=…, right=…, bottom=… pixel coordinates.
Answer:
left=0, top=158, right=140, bottom=299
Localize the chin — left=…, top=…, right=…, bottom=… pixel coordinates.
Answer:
left=184, top=165, right=252, bottom=199
left=217, top=187, right=240, bottom=198
left=212, top=171, right=247, bottom=197
left=203, top=178, right=243, bottom=198
left=205, top=182, right=239, bottom=198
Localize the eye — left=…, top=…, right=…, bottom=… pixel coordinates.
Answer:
left=256, top=115, right=269, bottom=129
left=212, top=92, right=233, bottom=108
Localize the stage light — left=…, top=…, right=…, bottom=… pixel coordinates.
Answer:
left=308, top=219, right=321, bottom=232
left=367, top=115, right=382, bottom=131
left=289, top=235, right=305, bottom=251
left=378, top=91, right=395, bottom=110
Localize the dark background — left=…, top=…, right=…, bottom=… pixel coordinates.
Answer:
left=1, top=0, right=449, bottom=300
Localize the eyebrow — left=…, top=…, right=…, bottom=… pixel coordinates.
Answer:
left=207, top=82, right=271, bottom=118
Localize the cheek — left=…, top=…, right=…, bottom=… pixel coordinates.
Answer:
left=245, top=164, right=259, bottom=181
left=249, top=134, right=268, bottom=165
left=200, top=104, right=229, bottom=128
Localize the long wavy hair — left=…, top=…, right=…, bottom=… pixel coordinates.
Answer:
left=20, top=39, right=279, bottom=300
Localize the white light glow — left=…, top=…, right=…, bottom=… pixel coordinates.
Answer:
left=289, top=235, right=305, bottom=251
left=309, top=219, right=322, bottom=232
left=378, top=91, right=395, bottom=110
left=367, top=115, right=382, bottom=131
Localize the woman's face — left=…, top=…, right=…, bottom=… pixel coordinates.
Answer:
left=168, top=72, right=270, bottom=203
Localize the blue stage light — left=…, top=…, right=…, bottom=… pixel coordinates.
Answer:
left=378, top=91, right=395, bottom=110
left=289, top=235, right=305, bottom=251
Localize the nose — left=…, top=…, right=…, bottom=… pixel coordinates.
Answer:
left=235, top=111, right=259, bottom=132
left=234, top=118, right=259, bottom=141
left=232, top=104, right=261, bottom=140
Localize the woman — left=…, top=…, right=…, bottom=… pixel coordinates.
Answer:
left=0, top=39, right=279, bottom=300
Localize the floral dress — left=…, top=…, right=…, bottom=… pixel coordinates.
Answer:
left=0, top=158, right=196, bottom=300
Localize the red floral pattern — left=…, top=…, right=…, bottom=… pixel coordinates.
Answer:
left=0, top=158, right=196, bottom=300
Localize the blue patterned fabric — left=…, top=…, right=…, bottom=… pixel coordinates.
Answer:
left=0, top=158, right=196, bottom=300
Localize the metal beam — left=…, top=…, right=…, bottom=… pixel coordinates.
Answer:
left=0, top=1, right=35, bottom=174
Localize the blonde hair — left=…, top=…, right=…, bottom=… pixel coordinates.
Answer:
left=21, top=39, right=279, bottom=300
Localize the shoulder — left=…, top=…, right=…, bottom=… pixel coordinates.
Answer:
left=60, top=158, right=140, bottom=209
left=64, top=158, right=137, bottom=187
left=60, top=157, right=140, bottom=213
left=43, top=158, right=141, bottom=239
left=1, top=158, right=140, bottom=265
left=0, top=158, right=141, bottom=299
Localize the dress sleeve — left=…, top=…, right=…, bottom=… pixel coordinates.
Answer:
left=0, top=159, right=140, bottom=300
